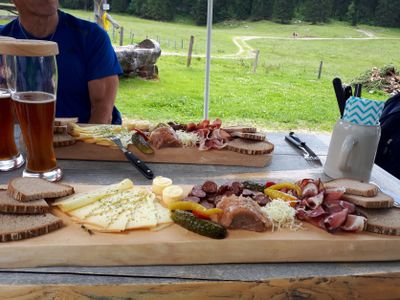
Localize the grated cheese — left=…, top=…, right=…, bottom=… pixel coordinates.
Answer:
left=261, top=199, right=302, bottom=231
left=175, top=130, right=200, bottom=148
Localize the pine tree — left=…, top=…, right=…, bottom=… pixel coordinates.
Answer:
left=304, top=0, right=332, bottom=23
left=251, top=0, right=274, bottom=20
left=193, top=0, right=207, bottom=25
left=273, top=0, right=295, bottom=23
left=375, top=0, right=400, bottom=27
left=111, top=0, right=130, bottom=12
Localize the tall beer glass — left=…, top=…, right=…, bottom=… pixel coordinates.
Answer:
left=5, top=40, right=61, bottom=181
left=0, top=40, right=24, bottom=171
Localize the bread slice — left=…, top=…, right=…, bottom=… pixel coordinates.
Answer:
left=231, top=132, right=266, bottom=141
left=8, top=177, right=75, bottom=202
left=53, top=125, right=67, bottom=134
left=323, top=178, right=378, bottom=197
left=226, top=139, right=274, bottom=155
left=359, top=207, right=400, bottom=236
left=53, top=133, right=76, bottom=147
left=54, top=117, right=78, bottom=126
left=0, top=190, right=49, bottom=214
left=0, top=213, right=63, bottom=242
left=342, top=191, right=394, bottom=208
left=222, top=126, right=257, bottom=133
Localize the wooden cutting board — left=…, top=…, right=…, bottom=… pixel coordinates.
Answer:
left=0, top=184, right=400, bottom=268
left=54, top=140, right=273, bottom=167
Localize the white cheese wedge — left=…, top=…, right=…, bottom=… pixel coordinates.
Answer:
left=125, top=196, right=158, bottom=230
left=53, top=179, right=134, bottom=212
left=154, top=200, right=173, bottom=225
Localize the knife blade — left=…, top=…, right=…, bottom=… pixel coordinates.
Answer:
left=285, top=132, right=322, bottom=165
left=109, top=136, right=155, bottom=180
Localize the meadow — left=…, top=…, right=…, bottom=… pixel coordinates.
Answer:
left=2, top=9, right=400, bottom=131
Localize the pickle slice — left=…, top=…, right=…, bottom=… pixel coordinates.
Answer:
left=131, top=132, right=154, bottom=154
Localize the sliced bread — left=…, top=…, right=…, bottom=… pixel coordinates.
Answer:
left=323, top=178, right=379, bottom=197
left=53, top=125, right=67, bottom=134
left=54, top=117, right=78, bottom=126
left=222, top=126, right=257, bottom=133
left=0, top=213, right=63, bottom=242
left=0, top=190, right=49, bottom=214
left=231, top=132, right=266, bottom=141
left=359, top=207, right=400, bottom=236
left=53, top=133, right=76, bottom=147
left=8, top=177, right=75, bottom=202
left=342, top=191, right=394, bottom=208
left=226, top=139, right=274, bottom=155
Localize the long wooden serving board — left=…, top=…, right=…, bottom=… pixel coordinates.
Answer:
left=0, top=184, right=400, bottom=268
left=55, top=140, right=273, bottom=167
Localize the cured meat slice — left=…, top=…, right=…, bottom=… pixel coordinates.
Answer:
left=149, top=127, right=182, bottom=149
left=324, top=187, right=346, bottom=201
left=304, top=191, right=324, bottom=209
left=324, top=208, right=349, bottom=231
left=216, top=195, right=272, bottom=232
left=340, top=215, right=367, bottom=232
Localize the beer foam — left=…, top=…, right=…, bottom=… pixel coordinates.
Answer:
left=12, top=92, right=55, bottom=104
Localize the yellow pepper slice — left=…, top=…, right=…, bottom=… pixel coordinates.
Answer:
left=268, top=182, right=302, bottom=197
left=264, top=188, right=298, bottom=207
left=168, top=201, right=223, bottom=216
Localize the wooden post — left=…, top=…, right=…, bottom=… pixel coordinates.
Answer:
left=119, top=26, right=124, bottom=46
left=181, top=39, right=184, bottom=49
left=112, top=26, right=115, bottom=42
left=253, top=50, right=260, bottom=73
left=318, top=61, right=323, bottom=79
left=187, top=35, right=194, bottom=67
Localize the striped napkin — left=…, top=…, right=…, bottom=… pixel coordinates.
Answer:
left=342, top=96, right=385, bottom=126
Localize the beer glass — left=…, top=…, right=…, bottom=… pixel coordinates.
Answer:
left=0, top=43, right=24, bottom=171
left=5, top=40, right=62, bottom=181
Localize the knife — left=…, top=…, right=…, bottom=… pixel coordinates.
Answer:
left=285, top=132, right=322, bottom=165
left=332, top=77, right=345, bottom=117
left=108, top=136, right=155, bottom=180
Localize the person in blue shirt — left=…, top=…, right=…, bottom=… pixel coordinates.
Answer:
left=0, top=0, right=122, bottom=124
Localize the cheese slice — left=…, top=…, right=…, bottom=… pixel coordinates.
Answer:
left=125, top=190, right=158, bottom=230
left=154, top=200, right=172, bottom=225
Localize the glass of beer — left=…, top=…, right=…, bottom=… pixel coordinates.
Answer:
left=5, top=40, right=62, bottom=181
left=0, top=47, right=24, bottom=171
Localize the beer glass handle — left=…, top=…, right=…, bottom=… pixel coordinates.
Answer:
left=339, top=135, right=357, bottom=171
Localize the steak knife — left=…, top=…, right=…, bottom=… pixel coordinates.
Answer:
left=285, top=132, right=322, bottom=165
left=109, top=136, right=155, bottom=180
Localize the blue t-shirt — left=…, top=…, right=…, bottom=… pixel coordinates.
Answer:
left=0, top=11, right=122, bottom=124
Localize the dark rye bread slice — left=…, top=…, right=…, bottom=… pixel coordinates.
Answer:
left=54, top=117, right=78, bottom=126
left=53, top=125, right=67, bottom=134
left=53, top=133, right=76, bottom=147
left=222, top=125, right=257, bottom=133
left=359, top=207, right=400, bottom=236
left=226, top=139, right=274, bottom=155
left=342, top=191, right=394, bottom=208
left=324, top=178, right=379, bottom=197
left=0, top=213, right=63, bottom=242
left=0, top=190, right=49, bottom=214
left=231, top=132, right=266, bottom=141
left=8, top=177, right=75, bottom=202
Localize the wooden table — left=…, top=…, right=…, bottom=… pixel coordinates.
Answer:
left=1, top=132, right=400, bottom=299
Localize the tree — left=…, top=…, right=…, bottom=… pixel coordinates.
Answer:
left=273, top=0, right=295, bottom=23
left=332, top=0, right=351, bottom=20
left=304, top=0, right=332, bottom=23
left=251, top=0, right=274, bottom=20
left=193, top=0, right=207, bottom=25
left=347, top=0, right=359, bottom=25
left=111, top=0, right=130, bottom=12
left=375, top=0, right=400, bottom=27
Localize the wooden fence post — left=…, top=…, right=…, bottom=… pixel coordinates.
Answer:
left=187, top=35, right=194, bottom=67
left=119, top=26, right=124, bottom=46
left=318, top=61, right=323, bottom=79
left=253, top=50, right=260, bottom=73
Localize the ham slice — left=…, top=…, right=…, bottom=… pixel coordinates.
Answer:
left=324, top=208, right=349, bottom=231
left=340, top=215, right=367, bottom=232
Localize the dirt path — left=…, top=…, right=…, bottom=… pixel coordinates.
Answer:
left=163, top=32, right=399, bottom=59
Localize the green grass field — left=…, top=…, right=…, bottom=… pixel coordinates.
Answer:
left=2, top=9, right=400, bottom=131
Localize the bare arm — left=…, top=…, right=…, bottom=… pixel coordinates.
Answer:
left=88, top=75, right=119, bottom=124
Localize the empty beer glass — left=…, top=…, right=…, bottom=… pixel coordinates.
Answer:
left=5, top=40, right=62, bottom=181
left=0, top=40, right=24, bottom=171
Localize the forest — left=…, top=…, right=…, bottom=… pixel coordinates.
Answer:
left=60, top=0, right=400, bottom=27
